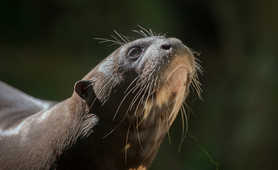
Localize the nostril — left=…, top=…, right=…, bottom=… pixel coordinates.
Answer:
left=161, top=44, right=172, bottom=50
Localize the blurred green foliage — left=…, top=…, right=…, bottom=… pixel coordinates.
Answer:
left=1, top=0, right=277, bottom=170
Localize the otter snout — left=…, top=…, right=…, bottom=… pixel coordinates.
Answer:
left=142, top=37, right=185, bottom=61
left=159, top=37, right=183, bottom=51
left=151, top=37, right=189, bottom=64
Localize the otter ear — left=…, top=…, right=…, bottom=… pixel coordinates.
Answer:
left=74, top=80, right=99, bottom=106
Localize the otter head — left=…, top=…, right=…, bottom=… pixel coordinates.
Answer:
left=76, top=36, right=198, bottom=120
left=74, top=33, right=200, bottom=169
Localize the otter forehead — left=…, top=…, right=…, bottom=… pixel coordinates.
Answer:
left=123, top=36, right=165, bottom=48
left=118, top=36, right=187, bottom=56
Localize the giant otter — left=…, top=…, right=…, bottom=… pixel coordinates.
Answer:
left=0, top=30, right=200, bottom=170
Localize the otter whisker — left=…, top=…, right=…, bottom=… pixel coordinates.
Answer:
left=94, top=37, right=123, bottom=47
left=113, top=76, right=140, bottom=120
left=149, top=29, right=154, bottom=37
left=121, top=84, right=141, bottom=123
left=152, top=76, right=159, bottom=95
left=165, top=105, right=172, bottom=144
left=124, top=76, right=140, bottom=94
left=128, top=80, right=148, bottom=112
left=134, top=80, right=151, bottom=117
left=135, top=116, right=144, bottom=151
left=178, top=104, right=188, bottom=152
left=122, top=77, right=147, bottom=119
left=134, top=79, right=157, bottom=148
left=102, top=104, right=133, bottom=139
left=131, top=78, right=145, bottom=93
left=124, top=125, right=131, bottom=164
left=140, top=78, right=154, bottom=113
left=191, top=76, right=202, bottom=99
left=132, top=29, right=148, bottom=38
left=182, top=104, right=189, bottom=135
left=137, top=25, right=155, bottom=37
left=132, top=81, right=151, bottom=148
left=111, top=35, right=124, bottom=45
left=189, top=54, right=203, bottom=100
left=180, top=107, right=185, bottom=146
left=113, top=30, right=129, bottom=44
left=126, top=79, right=143, bottom=112
left=130, top=84, right=146, bottom=114
left=150, top=76, right=158, bottom=104
left=102, top=126, right=117, bottom=139
left=135, top=65, right=157, bottom=114
left=103, top=77, right=143, bottom=138
left=140, top=76, right=157, bottom=127
left=144, top=79, right=154, bottom=110
left=137, top=78, right=155, bottom=127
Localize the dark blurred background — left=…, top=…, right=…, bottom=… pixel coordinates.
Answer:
left=1, top=0, right=278, bottom=170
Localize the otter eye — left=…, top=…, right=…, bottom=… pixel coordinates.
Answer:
left=127, top=46, right=143, bottom=60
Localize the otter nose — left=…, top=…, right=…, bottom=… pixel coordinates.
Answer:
left=160, top=38, right=183, bottom=51
left=160, top=43, right=172, bottom=51
left=168, top=38, right=183, bottom=48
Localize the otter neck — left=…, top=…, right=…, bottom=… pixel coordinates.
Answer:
left=126, top=115, right=170, bottom=169
left=89, top=104, right=172, bottom=170
left=37, top=94, right=97, bottom=169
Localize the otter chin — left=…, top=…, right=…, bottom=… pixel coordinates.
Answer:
left=0, top=30, right=200, bottom=170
